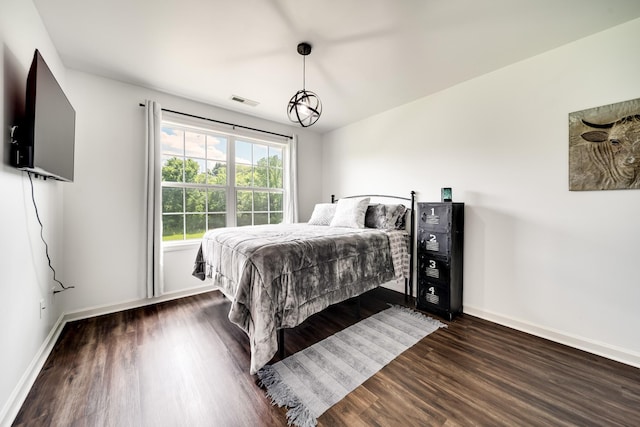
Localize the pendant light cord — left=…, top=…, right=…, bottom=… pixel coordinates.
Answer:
left=302, top=55, right=306, bottom=90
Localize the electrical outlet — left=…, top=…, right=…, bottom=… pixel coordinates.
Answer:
left=40, top=299, right=46, bottom=319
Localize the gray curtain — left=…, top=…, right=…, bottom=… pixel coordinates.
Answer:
left=284, top=134, right=299, bottom=223
left=145, top=100, right=164, bottom=297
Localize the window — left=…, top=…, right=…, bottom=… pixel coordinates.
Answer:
left=160, top=121, right=288, bottom=242
left=235, top=140, right=284, bottom=226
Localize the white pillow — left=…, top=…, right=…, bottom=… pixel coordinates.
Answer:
left=330, top=197, right=370, bottom=228
left=308, top=203, right=337, bottom=225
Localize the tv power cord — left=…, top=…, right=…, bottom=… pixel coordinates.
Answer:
left=27, top=171, right=75, bottom=294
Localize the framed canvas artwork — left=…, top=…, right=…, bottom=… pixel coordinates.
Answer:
left=568, top=97, right=640, bottom=191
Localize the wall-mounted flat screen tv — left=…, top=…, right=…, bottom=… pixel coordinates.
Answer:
left=11, top=49, right=76, bottom=182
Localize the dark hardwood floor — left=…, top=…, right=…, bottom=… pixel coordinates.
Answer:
left=13, top=288, right=640, bottom=426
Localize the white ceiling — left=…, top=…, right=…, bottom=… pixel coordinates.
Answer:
left=34, top=0, right=640, bottom=134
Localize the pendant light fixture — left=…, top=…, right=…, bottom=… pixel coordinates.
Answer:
left=287, top=42, right=322, bottom=127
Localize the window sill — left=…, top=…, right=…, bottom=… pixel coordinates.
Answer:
left=163, top=240, right=201, bottom=252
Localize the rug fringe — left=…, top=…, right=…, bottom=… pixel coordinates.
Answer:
left=257, top=365, right=317, bottom=427
left=388, top=304, right=448, bottom=329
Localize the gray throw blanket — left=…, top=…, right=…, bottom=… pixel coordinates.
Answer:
left=193, top=224, right=407, bottom=374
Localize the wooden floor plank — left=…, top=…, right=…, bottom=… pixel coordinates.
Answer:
left=13, top=288, right=640, bottom=426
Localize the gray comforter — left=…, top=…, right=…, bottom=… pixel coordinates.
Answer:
left=193, top=223, right=408, bottom=374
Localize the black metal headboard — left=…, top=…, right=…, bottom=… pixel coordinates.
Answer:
left=330, top=191, right=416, bottom=301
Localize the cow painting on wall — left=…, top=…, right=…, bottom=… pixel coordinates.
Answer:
left=569, top=97, right=640, bottom=191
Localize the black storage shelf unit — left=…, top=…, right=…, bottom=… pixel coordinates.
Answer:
left=416, top=202, right=464, bottom=320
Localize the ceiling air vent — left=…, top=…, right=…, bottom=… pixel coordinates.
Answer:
left=230, top=95, right=259, bottom=107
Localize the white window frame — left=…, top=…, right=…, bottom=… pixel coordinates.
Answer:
left=161, top=114, right=290, bottom=247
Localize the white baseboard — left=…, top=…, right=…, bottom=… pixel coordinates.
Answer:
left=63, top=284, right=216, bottom=322
left=0, top=313, right=66, bottom=427
left=0, top=285, right=215, bottom=427
left=464, top=305, right=640, bottom=369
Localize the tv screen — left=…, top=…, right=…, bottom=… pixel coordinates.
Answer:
left=11, top=49, right=76, bottom=182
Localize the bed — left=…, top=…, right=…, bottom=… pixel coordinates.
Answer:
left=192, top=193, right=415, bottom=374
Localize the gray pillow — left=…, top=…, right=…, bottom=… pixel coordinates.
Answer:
left=396, top=207, right=411, bottom=230
left=365, top=204, right=389, bottom=228
left=390, top=205, right=408, bottom=229
left=365, top=204, right=407, bottom=229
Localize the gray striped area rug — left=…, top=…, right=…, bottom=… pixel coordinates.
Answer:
left=257, top=305, right=446, bottom=427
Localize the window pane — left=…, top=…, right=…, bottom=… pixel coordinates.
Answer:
left=185, top=214, right=206, bottom=238
left=254, top=191, right=268, bottom=211
left=270, top=212, right=283, bottom=224
left=237, top=213, right=252, bottom=227
left=163, top=214, right=184, bottom=241
left=162, top=156, right=184, bottom=183
left=207, top=135, right=227, bottom=161
left=268, top=167, right=283, bottom=188
left=253, top=144, right=268, bottom=166
left=162, top=187, right=183, bottom=213
left=184, top=131, right=205, bottom=158
left=269, top=192, right=283, bottom=211
left=161, top=119, right=290, bottom=241
left=207, top=161, right=226, bottom=185
left=254, top=213, right=268, bottom=225
left=236, top=190, right=253, bottom=212
left=207, top=189, right=226, bottom=212
left=269, top=147, right=282, bottom=168
left=161, top=127, right=183, bottom=156
left=184, top=158, right=206, bottom=183
left=236, top=140, right=252, bottom=164
left=185, top=188, right=206, bottom=212
left=236, top=164, right=252, bottom=186
left=207, top=213, right=226, bottom=229
left=254, top=166, right=268, bottom=188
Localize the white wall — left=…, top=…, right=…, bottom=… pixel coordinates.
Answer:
left=322, top=18, right=640, bottom=366
left=59, top=70, right=323, bottom=314
left=0, top=0, right=69, bottom=423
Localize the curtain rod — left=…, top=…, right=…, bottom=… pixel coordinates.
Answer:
left=138, top=103, right=293, bottom=139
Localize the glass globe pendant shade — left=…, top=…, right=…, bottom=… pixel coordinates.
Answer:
left=287, top=89, right=322, bottom=127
